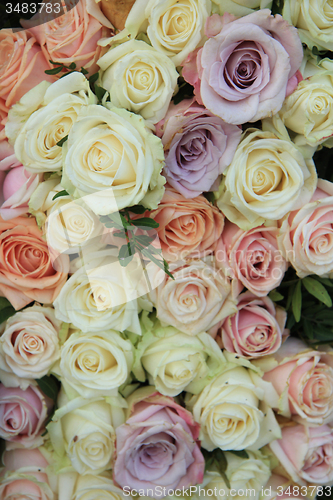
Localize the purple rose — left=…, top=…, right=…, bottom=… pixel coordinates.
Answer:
left=156, top=99, right=241, bottom=198
left=183, top=10, right=303, bottom=125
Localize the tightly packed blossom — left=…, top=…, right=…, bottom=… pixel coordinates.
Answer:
left=0, top=0, right=333, bottom=499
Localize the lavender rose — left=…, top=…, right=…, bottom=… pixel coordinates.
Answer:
left=183, top=10, right=303, bottom=125
left=156, top=99, right=241, bottom=198
left=113, top=387, right=204, bottom=498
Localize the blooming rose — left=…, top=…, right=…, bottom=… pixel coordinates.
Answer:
left=211, top=0, right=272, bottom=17
left=146, top=258, right=237, bottom=336
left=0, top=384, right=53, bottom=449
left=0, top=305, right=62, bottom=388
left=98, top=39, right=178, bottom=124
left=155, top=99, right=241, bottom=198
left=216, top=129, right=317, bottom=230
left=270, top=424, right=333, bottom=485
left=29, top=177, right=69, bottom=227
left=278, top=179, right=333, bottom=278
left=216, top=291, right=288, bottom=359
left=186, top=359, right=280, bottom=451
left=6, top=72, right=97, bottom=173
left=283, top=0, right=333, bottom=52
left=147, top=187, right=224, bottom=262
left=0, top=29, right=55, bottom=114
left=47, top=391, right=125, bottom=475
left=61, top=104, right=165, bottom=215
left=54, top=250, right=141, bottom=334
left=0, top=216, right=69, bottom=310
left=133, top=315, right=225, bottom=396
left=258, top=337, right=333, bottom=426
left=0, top=141, right=21, bottom=170
left=0, top=165, right=41, bottom=220
left=182, top=10, right=303, bottom=125
left=215, top=220, right=287, bottom=296
left=113, top=387, right=204, bottom=498
left=280, top=62, right=333, bottom=148
left=24, top=0, right=111, bottom=77
left=55, top=330, right=134, bottom=398
left=58, top=472, right=126, bottom=500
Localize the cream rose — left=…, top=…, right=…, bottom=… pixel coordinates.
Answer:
left=54, top=250, right=141, bottom=335
left=61, top=103, right=165, bottom=215
left=0, top=304, right=62, bottom=388
left=283, top=0, right=333, bottom=52
left=98, top=39, right=178, bottom=124
left=186, top=359, right=280, bottom=451
left=133, top=315, right=225, bottom=396
left=216, top=129, right=317, bottom=230
left=211, top=0, right=272, bottom=17
left=280, top=62, right=333, bottom=148
left=58, top=472, right=126, bottom=500
left=47, top=391, right=125, bottom=475
left=29, top=178, right=67, bottom=227
left=55, top=330, right=133, bottom=398
left=146, top=258, right=237, bottom=336
left=6, top=72, right=97, bottom=173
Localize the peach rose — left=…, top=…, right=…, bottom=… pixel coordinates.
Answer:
left=0, top=216, right=69, bottom=310
left=148, top=187, right=225, bottom=262
left=270, top=424, right=333, bottom=486
left=216, top=291, right=288, bottom=359
left=215, top=220, right=288, bottom=297
left=25, top=0, right=112, bottom=76
left=278, top=179, right=333, bottom=278
left=0, top=29, right=55, bottom=116
left=259, top=338, right=333, bottom=426
left=0, top=384, right=53, bottom=449
left=0, top=448, right=55, bottom=500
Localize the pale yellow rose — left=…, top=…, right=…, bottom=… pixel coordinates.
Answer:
left=58, top=471, right=127, bottom=500
left=211, top=0, right=272, bottom=17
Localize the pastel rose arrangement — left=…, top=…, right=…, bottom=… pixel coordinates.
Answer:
left=1, top=0, right=333, bottom=497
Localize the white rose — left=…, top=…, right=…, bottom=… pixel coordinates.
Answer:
left=283, top=0, right=333, bottom=52
left=47, top=391, right=125, bottom=475
left=0, top=304, right=62, bottom=388
left=61, top=103, right=165, bottom=215
left=6, top=72, right=97, bottom=173
left=280, top=60, right=333, bottom=148
left=211, top=0, right=272, bottom=17
left=186, top=358, right=281, bottom=451
left=29, top=178, right=69, bottom=227
left=133, top=315, right=225, bottom=396
left=58, top=472, right=127, bottom=500
left=54, top=250, right=141, bottom=334
left=216, top=129, right=317, bottom=230
left=46, top=198, right=104, bottom=255
left=55, top=330, right=134, bottom=398
left=98, top=39, right=178, bottom=124
left=146, top=258, right=237, bottom=336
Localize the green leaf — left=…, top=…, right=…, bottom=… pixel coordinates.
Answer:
left=292, top=280, right=302, bottom=322
left=56, top=135, right=68, bottom=147
left=303, top=277, right=332, bottom=307
left=69, top=62, right=76, bottom=70
left=228, top=450, right=249, bottom=459
left=0, top=297, right=16, bottom=324
left=37, top=375, right=59, bottom=402
left=302, top=318, right=314, bottom=340
left=49, top=60, right=63, bottom=66
left=131, top=218, right=159, bottom=228
left=80, top=67, right=89, bottom=75
left=94, top=85, right=108, bottom=102
left=45, top=66, right=64, bottom=75
left=120, top=213, right=131, bottom=228
left=312, top=276, right=333, bottom=288
left=119, top=242, right=136, bottom=260
left=286, top=283, right=295, bottom=310
left=52, top=190, right=69, bottom=201
left=135, top=235, right=155, bottom=247
left=128, top=205, right=147, bottom=215
left=214, top=449, right=231, bottom=489
left=89, top=72, right=99, bottom=85
left=268, top=290, right=284, bottom=302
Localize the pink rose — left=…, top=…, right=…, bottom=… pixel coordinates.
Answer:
left=113, top=388, right=204, bottom=497
left=216, top=291, right=288, bottom=358
left=183, top=10, right=303, bottom=125
left=148, top=186, right=225, bottom=262
left=0, top=216, right=69, bottom=310
left=278, top=179, right=333, bottom=278
left=25, top=0, right=111, bottom=76
left=262, top=338, right=333, bottom=426
left=0, top=384, right=53, bottom=449
left=155, top=99, right=241, bottom=198
left=0, top=29, right=55, bottom=116
left=270, top=424, right=333, bottom=486
left=264, top=474, right=311, bottom=500
left=215, top=220, right=287, bottom=297
left=0, top=448, right=54, bottom=500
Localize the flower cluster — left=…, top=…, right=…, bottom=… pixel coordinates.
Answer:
left=1, top=0, right=333, bottom=500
